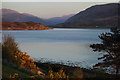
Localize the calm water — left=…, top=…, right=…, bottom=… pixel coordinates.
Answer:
left=2, top=28, right=109, bottom=67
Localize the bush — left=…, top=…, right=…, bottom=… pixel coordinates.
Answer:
left=2, top=35, right=42, bottom=75
left=2, top=35, right=20, bottom=62
left=46, top=67, right=69, bottom=79
left=14, top=51, right=40, bottom=73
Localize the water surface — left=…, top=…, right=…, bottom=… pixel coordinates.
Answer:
left=2, top=28, right=109, bottom=67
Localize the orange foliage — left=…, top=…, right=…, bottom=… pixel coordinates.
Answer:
left=47, top=68, right=68, bottom=79
left=14, top=51, right=39, bottom=73
left=9, top=73, right=19, bottom=78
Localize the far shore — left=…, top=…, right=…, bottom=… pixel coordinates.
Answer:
left=1, top=27, right=113, bottom=30
left=1, top=28, right=53, bottom=30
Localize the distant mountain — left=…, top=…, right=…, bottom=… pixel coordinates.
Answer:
left=45, top=14, right=74, bottom=25
left=53, top=3, right=120, bottom=28
left=2, top=8, right=49, bottom=25
left=1, top=21, right=53, bottom=30
left=2, top=8, right=74, bottom=26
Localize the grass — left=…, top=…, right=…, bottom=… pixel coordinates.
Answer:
left=2, top=61, right=32, bottom=79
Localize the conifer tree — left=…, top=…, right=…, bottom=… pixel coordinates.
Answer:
left=90, top=28, right=120, bottom=75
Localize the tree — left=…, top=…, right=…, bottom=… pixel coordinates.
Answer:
left=90, top=28, right=120, bottom=75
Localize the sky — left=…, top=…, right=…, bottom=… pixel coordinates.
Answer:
left=1, top=0, right=119, bottom=2
left=2, top=2, right=118, bottom=19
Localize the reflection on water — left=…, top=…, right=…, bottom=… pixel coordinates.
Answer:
left=2, top=29, right=109, bottom=67
left=19, top=43, right=99, bottom=67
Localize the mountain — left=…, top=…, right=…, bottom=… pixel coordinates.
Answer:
left=53, top=3, right=120, bottom=28
left=1, top=21, right=53, bottom=30
left=2, top=8, right=49, bottom=25
left=2, top=8, right=74, bottom=26
left=45, top=14, right=74, bottom=25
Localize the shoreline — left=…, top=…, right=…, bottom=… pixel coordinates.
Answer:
left=1, top=28, right=53, bottom=30
left=1, top=27, right=111, bottom=30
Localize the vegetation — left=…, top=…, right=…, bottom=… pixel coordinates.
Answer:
left=35, top=61, right=107, bottom=79
left=14, top=51, right=40, bottom=73
left=2, top=61, right=31, bottom=78
left=2, top=35, right=20, bottom=62
left=2, top=35, right=43, bottom=79
left=90, top=28, right=120, bottom=78
left=2, top=21, right=53, bottom=30
left=46, top=67, right=68, bottom=79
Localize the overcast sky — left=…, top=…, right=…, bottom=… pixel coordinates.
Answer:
left=2, top=2, right=115, bottom=19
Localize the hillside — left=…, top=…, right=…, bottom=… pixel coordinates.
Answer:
left=2, top=61, right=33, bottom=78
left=1, top=21, right=53, bottom=30
left=2, top=8, right=49, bottom=25
left=2, top=9, right=75, bottom=26
left=53, top=3, right=120, bottom=28
left=45, top=14, right=74, bottom=25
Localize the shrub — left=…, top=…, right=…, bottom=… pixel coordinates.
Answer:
left=46, top=67, right=69, bottom=79
left=14, top=51, right=40, bottom=73
left=72, top=68, right=83, bottom=79
left=2, top=35, right=43, bottom=75
left=9, top=73, right=20, bottom=78
left=2, top=35, right=20, bottom=62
